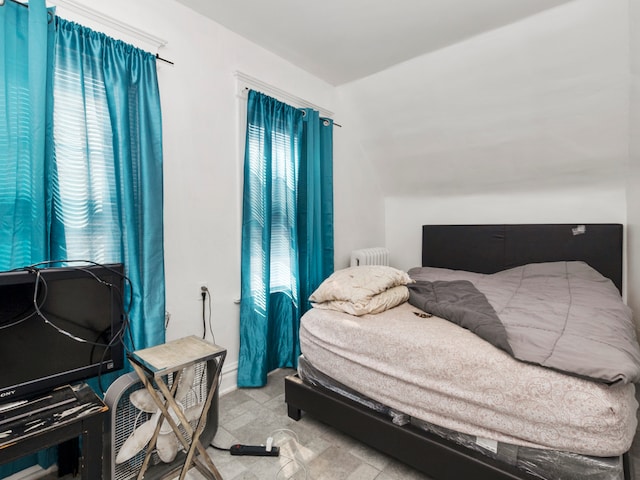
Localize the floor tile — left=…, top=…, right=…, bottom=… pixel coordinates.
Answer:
left=45, top=367, right=640, bottom=480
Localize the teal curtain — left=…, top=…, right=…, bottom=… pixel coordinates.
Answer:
left=238, top=90, right=334, bottom=387
left=0, top=0, right=54, bottom=269
left=298, top=109, right=334, bottom=311
left=53, top=19, right=166, bottom=361
left=0, top=9, right=165, bottom=476
left=0, top=1, right=57, bottom=476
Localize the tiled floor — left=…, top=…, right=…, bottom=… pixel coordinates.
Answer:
left=208, top=368, right=431, bottom=480
left=44, top=368, right=640, bottom=479
left=209, top=368, right=640, bottom=480
left=45, top=368, right=430, bottom=480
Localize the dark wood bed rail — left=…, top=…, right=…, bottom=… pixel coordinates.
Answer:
left=286, top=375, right=548, bottom=480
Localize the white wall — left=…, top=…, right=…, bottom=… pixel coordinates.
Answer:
left=336, top=0, right=632, bottom=303
left=56, top=0, right=381, bottom=392
left=332, top=90, right=386, bottom=268
left=386, top=186, right=627, bottom=281
left=338, top=0, right=629, bottom=199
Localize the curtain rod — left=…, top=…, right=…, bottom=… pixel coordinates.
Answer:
left=50, top=0, right=175, bottom=65
left=236, top=72, right=341, bottom=127
left=7, top=0, right=54, bottom=22
left=4, top=0, right=174, bottom=65
left=242, top=87, right=341, bottom=128
left=155, top=54, right=174, bottom=65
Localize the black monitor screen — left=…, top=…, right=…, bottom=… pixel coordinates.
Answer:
left=0, top=263, right=125, bottom=402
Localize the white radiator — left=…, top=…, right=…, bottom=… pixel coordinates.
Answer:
left=350, top=247, right=390, bottom=267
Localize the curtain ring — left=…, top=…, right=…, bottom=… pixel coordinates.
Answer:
left=323, top=119, right=330, bottom=127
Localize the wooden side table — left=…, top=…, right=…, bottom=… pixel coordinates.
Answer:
left=0, top=383, right=107, bottom=479
left=128, top=336, right=226, bottom=480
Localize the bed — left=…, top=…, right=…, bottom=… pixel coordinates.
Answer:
left=284, top=223, right=639, bottom=480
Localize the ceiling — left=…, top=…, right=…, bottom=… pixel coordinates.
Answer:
left=173, top=0, right=575, bottom=86
left=170, top=0, right=625, bottom=199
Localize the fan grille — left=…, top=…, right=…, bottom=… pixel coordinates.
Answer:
left=111, top=361, right=211, bottom=480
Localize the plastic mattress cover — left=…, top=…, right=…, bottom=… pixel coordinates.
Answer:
left=297, top=356, right=625, bottom=480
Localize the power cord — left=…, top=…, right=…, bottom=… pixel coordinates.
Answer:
left=201, top=286, right=216, bottom=344
left=210, top=444, right=229, bottom=452
left=201, top=287, right=207, bottom=339
left=212, top=428, right=310, bottom=479
left=15, top=259, right=134, bottom=395
left=270, top=429, right=310, bottom=479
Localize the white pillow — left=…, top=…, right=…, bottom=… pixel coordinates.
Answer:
left=309, top=265, right=413, bottom=304
left=312, top=285, right=410, bottom=316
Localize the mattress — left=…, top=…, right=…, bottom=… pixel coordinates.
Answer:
left=297, top=356, right=626, bottom=480
left=298, top=301, right=638, bottom=457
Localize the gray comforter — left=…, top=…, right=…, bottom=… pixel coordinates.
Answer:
left=408, top=261, right=640, bottom=384
left=408, top=280, right=513, bottom=355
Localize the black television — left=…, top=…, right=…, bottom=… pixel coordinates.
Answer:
left=0, top=263, right=125, bottom=403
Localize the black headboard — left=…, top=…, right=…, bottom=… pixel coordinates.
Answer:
left=422, top=224, right=623, bottom=293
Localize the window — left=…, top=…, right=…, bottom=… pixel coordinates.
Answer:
left=245, top=123, right=300, bottom=303
left=238, top=88, right=333, bottom=387
left=51, top=52, right=121, bottom=262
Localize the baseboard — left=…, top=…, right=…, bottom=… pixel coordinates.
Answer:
left=218, top=363, right=292, bottom=396
left=219, top=361, right=238, bottom=395
left=5, top=464, right=57, bottom=480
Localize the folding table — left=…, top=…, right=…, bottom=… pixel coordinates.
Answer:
left=128, top=336, right=226, bottom=480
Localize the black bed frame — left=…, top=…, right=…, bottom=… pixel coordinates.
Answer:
left=285, top=223, right=633, bottom=480
left=421, top=224, right=623, bottom=293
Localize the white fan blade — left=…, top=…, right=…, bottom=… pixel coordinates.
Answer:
left=156, top=432, right=179, bottom=463
left=175, top=365, right=196, bottom=402
left=130, top=389, right=164, bottom=413
left=160, top=401, right=184, bottom=434
left=115, top=413, right=159, bottom=464
left=184, top=402, right=204, bottom=423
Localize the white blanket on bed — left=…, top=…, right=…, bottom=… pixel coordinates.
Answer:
left=299, top=302, right=638, bottom=456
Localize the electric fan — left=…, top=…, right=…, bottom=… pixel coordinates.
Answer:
left=104, top=359, right=219, bottom=480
